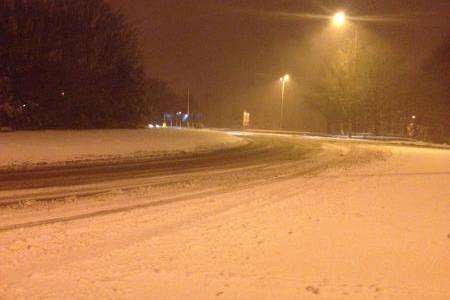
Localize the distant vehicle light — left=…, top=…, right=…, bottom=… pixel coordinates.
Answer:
left=155, top=124, right=161, bottom=128
left=148, top=124, right=154, bottom=128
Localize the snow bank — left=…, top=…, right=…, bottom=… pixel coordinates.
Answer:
left=0, top=128, right=247, bottom=169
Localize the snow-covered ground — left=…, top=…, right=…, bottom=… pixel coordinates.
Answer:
left=245, top=128, right=450, bottom=149
left=0, top=128, right=247, bottom=170
left=0, top=136, right=449, bottom=299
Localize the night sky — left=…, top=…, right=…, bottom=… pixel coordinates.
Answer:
left=106, top=0, right=449, bottom=103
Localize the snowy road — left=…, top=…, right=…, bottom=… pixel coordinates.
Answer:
left=0, top=133, right=320, bottom=206
left=0, top=132, right=449, bottom=299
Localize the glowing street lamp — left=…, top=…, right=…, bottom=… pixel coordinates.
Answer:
left=332, top=11, right=359, bottom=70
left=331, top=11, right=360, bottom=137
left=279, top=74, right=290, bottom=129
left=332, top=11, right=346, bottom=28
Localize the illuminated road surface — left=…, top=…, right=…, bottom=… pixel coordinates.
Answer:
left=0, top=132, right=449, bottom=299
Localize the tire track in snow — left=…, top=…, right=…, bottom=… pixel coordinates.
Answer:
left=0, top=159, right=333, bottom=232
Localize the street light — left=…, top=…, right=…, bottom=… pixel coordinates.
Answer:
left=331, top=11, right=359, bottom=138
left=331, top=11, right=358, bottom=53
left=332, top=11, right=346, bottom=27
left=279, top=74, right=289, bottom=129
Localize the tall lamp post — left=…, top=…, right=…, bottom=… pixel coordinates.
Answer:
left=279, top=74, right=289, bottom=129
left=187, top=88, right=190, bottom=127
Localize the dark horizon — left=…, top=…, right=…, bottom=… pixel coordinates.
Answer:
left=107, top=0, right=449, bottom=100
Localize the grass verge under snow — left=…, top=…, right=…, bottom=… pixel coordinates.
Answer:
left=0, top=128, right=247, bottom=170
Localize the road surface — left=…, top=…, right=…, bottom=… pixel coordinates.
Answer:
left=0, top=132, right=449, bottom=299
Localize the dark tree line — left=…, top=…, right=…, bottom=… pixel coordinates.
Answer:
left=306, top=36, right=449, bottom=142
left=0, top=0, right=174, bottom=129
